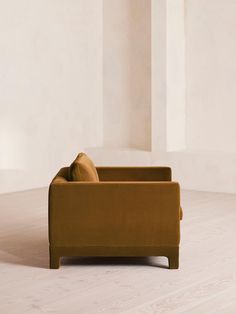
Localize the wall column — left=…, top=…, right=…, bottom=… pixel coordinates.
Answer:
left=152, top=0, right=186, bottom=152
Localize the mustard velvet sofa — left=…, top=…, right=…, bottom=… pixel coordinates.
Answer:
left=49, top=166, right=182, bottom=269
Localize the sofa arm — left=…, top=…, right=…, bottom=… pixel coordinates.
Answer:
left=49, top=181, right=180, bottom=248
left=96, top=167, right=172, bottom=181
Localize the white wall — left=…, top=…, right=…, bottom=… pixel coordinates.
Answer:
left=186, top=0, right=236, bottom=153
left=2, top=0, right=236, bottom=194
left=151, top=0, right=167, bottom=151
left=151, top=0, right=185, bottom=152
left=153, top=0, right=236, bottom=154
left=89, top=0, right=236, bottom=194
left=0, top=0, right=103, bottom=193
left=166, top=0, right=185, bottom=151
left=103, top=0, right=151, bottom=150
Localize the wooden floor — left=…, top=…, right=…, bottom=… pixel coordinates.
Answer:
left=0, top=189, right=236, bottom=314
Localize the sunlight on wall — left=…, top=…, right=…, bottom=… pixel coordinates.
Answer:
left=0, top=119, right=26, bottom=169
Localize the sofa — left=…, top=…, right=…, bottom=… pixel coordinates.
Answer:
left=48, top=155, right=182, bottom=269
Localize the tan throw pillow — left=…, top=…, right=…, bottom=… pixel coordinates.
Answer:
left=69, top=152, right=99, bottom=182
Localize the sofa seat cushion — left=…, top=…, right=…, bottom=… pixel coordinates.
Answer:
left=69, top=152, right=99, bottom=182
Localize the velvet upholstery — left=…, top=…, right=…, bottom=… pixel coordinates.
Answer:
left=69, top=152, right=99, bottom=182
left=49, top=166, right=182, bottom=269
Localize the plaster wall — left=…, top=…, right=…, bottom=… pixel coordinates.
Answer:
left=103, top=0, right=151, bottom=150
left=0, top=0, right=103, bottom=193
left=186, top=0, right=236, bottom=153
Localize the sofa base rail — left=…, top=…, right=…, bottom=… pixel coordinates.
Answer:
left=49, top=246, right=179, bottom=270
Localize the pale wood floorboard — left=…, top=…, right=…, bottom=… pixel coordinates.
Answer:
left=0, top=188, right=236, bottom=313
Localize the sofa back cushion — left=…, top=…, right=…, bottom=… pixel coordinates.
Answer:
left=69, top=153, right=99, bottom=182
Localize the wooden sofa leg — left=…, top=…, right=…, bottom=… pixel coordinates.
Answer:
left=49, top=247, right=60, bottom=269
left=168, top=248, right=179, bottom=269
